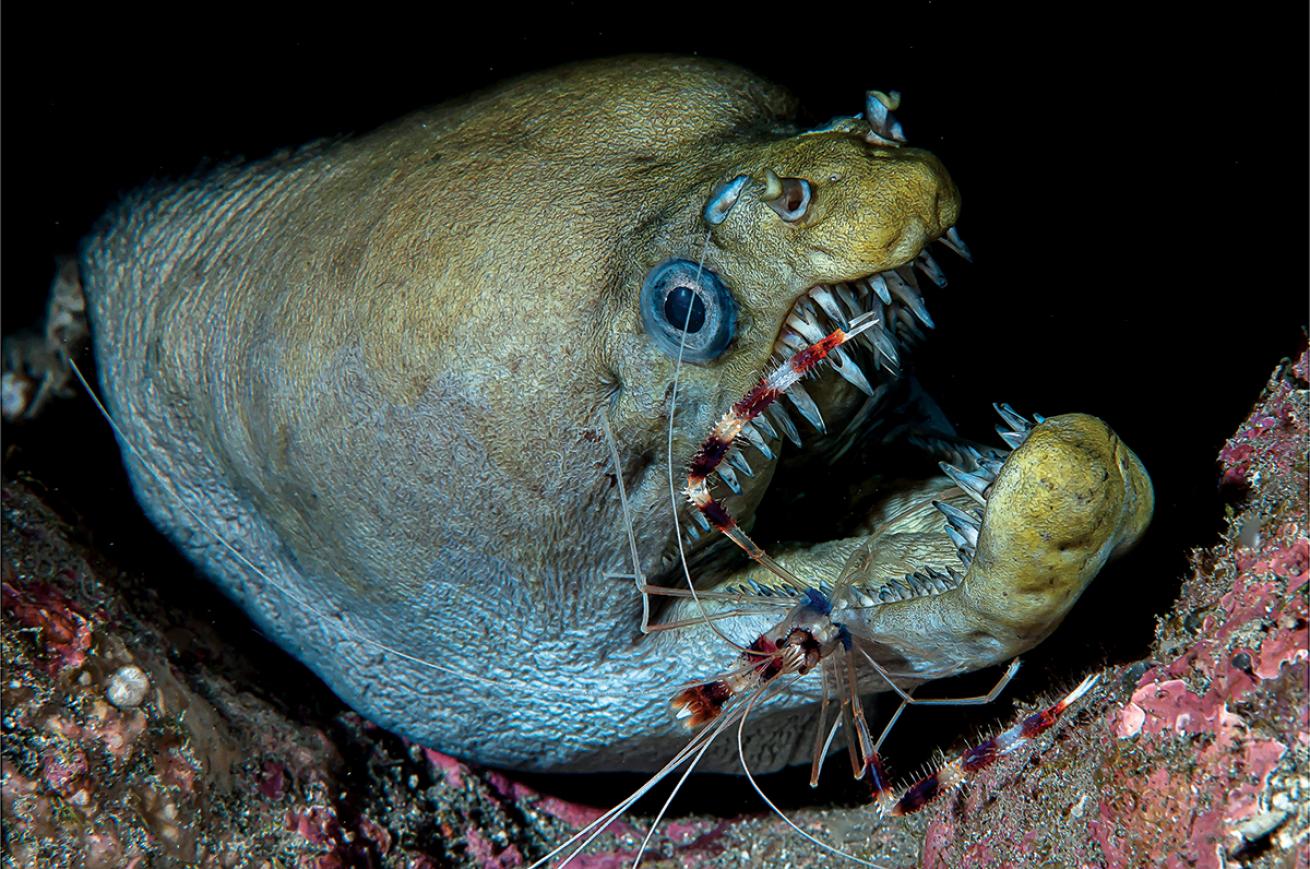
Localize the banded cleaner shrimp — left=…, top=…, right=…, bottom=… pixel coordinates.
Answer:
left=528, top=300, right=1111, bottom=867
left=513, top=92, right=1152, bottom=866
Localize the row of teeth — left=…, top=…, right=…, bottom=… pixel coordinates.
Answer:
left=932, top=403, right=1041, bottom=569
left=718, top=403, right=1039, bottom=589
left=722, top=560, right=960, bottom=608
left=771, top=231, right=969, bottom=435
left=680, top=230, right=971, bottom=549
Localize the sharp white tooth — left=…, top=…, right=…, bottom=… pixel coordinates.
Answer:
left=786, top=311, right=826, bottom=344
left=717, top=464, right=743, bottom=494
left=675, top=705, right=693, bottom=720
left=751, top=413, right=778, bottom=442
left=786, top=382, right=826, bottom=432
left=885, top=271, right=935, bottom=329
left=863, top=294, right=885, bottom=321
left=799, top=297, right=837, bottom=335
left=835, top=283, right=864, bottom=320
left=997, top=428, right=1027, bottom=450
left=694, top=511, right=711, bottom=531
left=940, top=462, right=990, bottom=506
left=934, top=501, right=982, bottom=543
left=779, top=328, right=809, bottom=352
left=726, top=450, right=754, bottom=477
left=809, top=286, right=847, bottom=326
left=866, top=274, right=893, bottom=305
left=686, top=524, right=702, bottom=541
left=766, top=404, right=803, bottom=448
left=1033, top=412, right=1047, bottom=424
left=978, top=458, right=1005, bottom=480
left=958, top=519, right=979, bottom=547
left=829, top=346, right=876, bottom=397
left=993, top=403, right=1032, bottom=433
left=939, top=226, right=973, bottom=262
left=944, top=524, right=974, bottom=553
left=910, top=303, right=935, bottom=330
left=884, top=303, right=899, bottom=331
left=864, top=325, right=900, bottom=371
left=773, top=325, right=799, bottom=357
left=739, top=423, right=775, bottom=460
left=915, top=251, right=948, bottom=288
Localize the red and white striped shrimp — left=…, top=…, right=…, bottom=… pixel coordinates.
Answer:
left=528, top=310, right=1131, bottom=867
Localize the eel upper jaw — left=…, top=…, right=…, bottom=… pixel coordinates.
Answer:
left=662, top=228, right=970, bottom=584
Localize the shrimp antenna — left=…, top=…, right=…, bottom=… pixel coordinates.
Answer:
left=660, top=228, right=758, bottom=654
left=599, top=405, right=651, bottom=631
left=736, top=674, right=890, bottom=868
left=527, top=697, right=749, bottom=868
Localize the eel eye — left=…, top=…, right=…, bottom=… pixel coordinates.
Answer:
left=640, top=259, right=737, bottom=364
left=766, top=177, right=813, bottom=222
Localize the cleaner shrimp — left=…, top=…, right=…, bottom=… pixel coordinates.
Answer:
left=526, top=295, right=1106, bottom=867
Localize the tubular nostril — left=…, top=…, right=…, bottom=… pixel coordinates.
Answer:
left=766, top=177, right=813, bottom=222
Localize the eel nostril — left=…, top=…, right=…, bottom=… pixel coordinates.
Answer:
left=767, top=177, right=813, bottom=222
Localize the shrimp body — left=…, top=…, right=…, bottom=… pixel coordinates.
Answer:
left=671, top=587, right=845, bottom=728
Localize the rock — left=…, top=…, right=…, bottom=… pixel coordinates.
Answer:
left=105, top=665, right=149, bottom=709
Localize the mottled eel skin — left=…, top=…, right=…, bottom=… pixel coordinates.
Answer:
left=83, top=57, right=1152, bottom=772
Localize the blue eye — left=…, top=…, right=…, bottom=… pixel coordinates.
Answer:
left=640, top=259, right=737, bottom=363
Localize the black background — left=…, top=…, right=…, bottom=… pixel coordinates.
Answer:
left=3, top=1, right=1306, bottom=798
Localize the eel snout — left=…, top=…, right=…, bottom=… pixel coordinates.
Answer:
left=965, top=413, right=1155, bottom=633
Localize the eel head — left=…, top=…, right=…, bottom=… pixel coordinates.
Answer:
left=599, top=104, right=964, bottom=598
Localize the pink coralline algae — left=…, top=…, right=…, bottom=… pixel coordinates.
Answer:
left=1, top=578, right=93, bottom=674
left=1097, top=348, right=1309, bottom=868
left=422, top=746, right=465, bottom=788
left=1218, top=347, right=1308, bottom=494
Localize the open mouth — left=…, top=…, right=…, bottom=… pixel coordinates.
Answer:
left=665, top=228, right=972, bottom=588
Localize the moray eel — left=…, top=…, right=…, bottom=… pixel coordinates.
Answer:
left=82, top=56, right=1152, bottom=772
